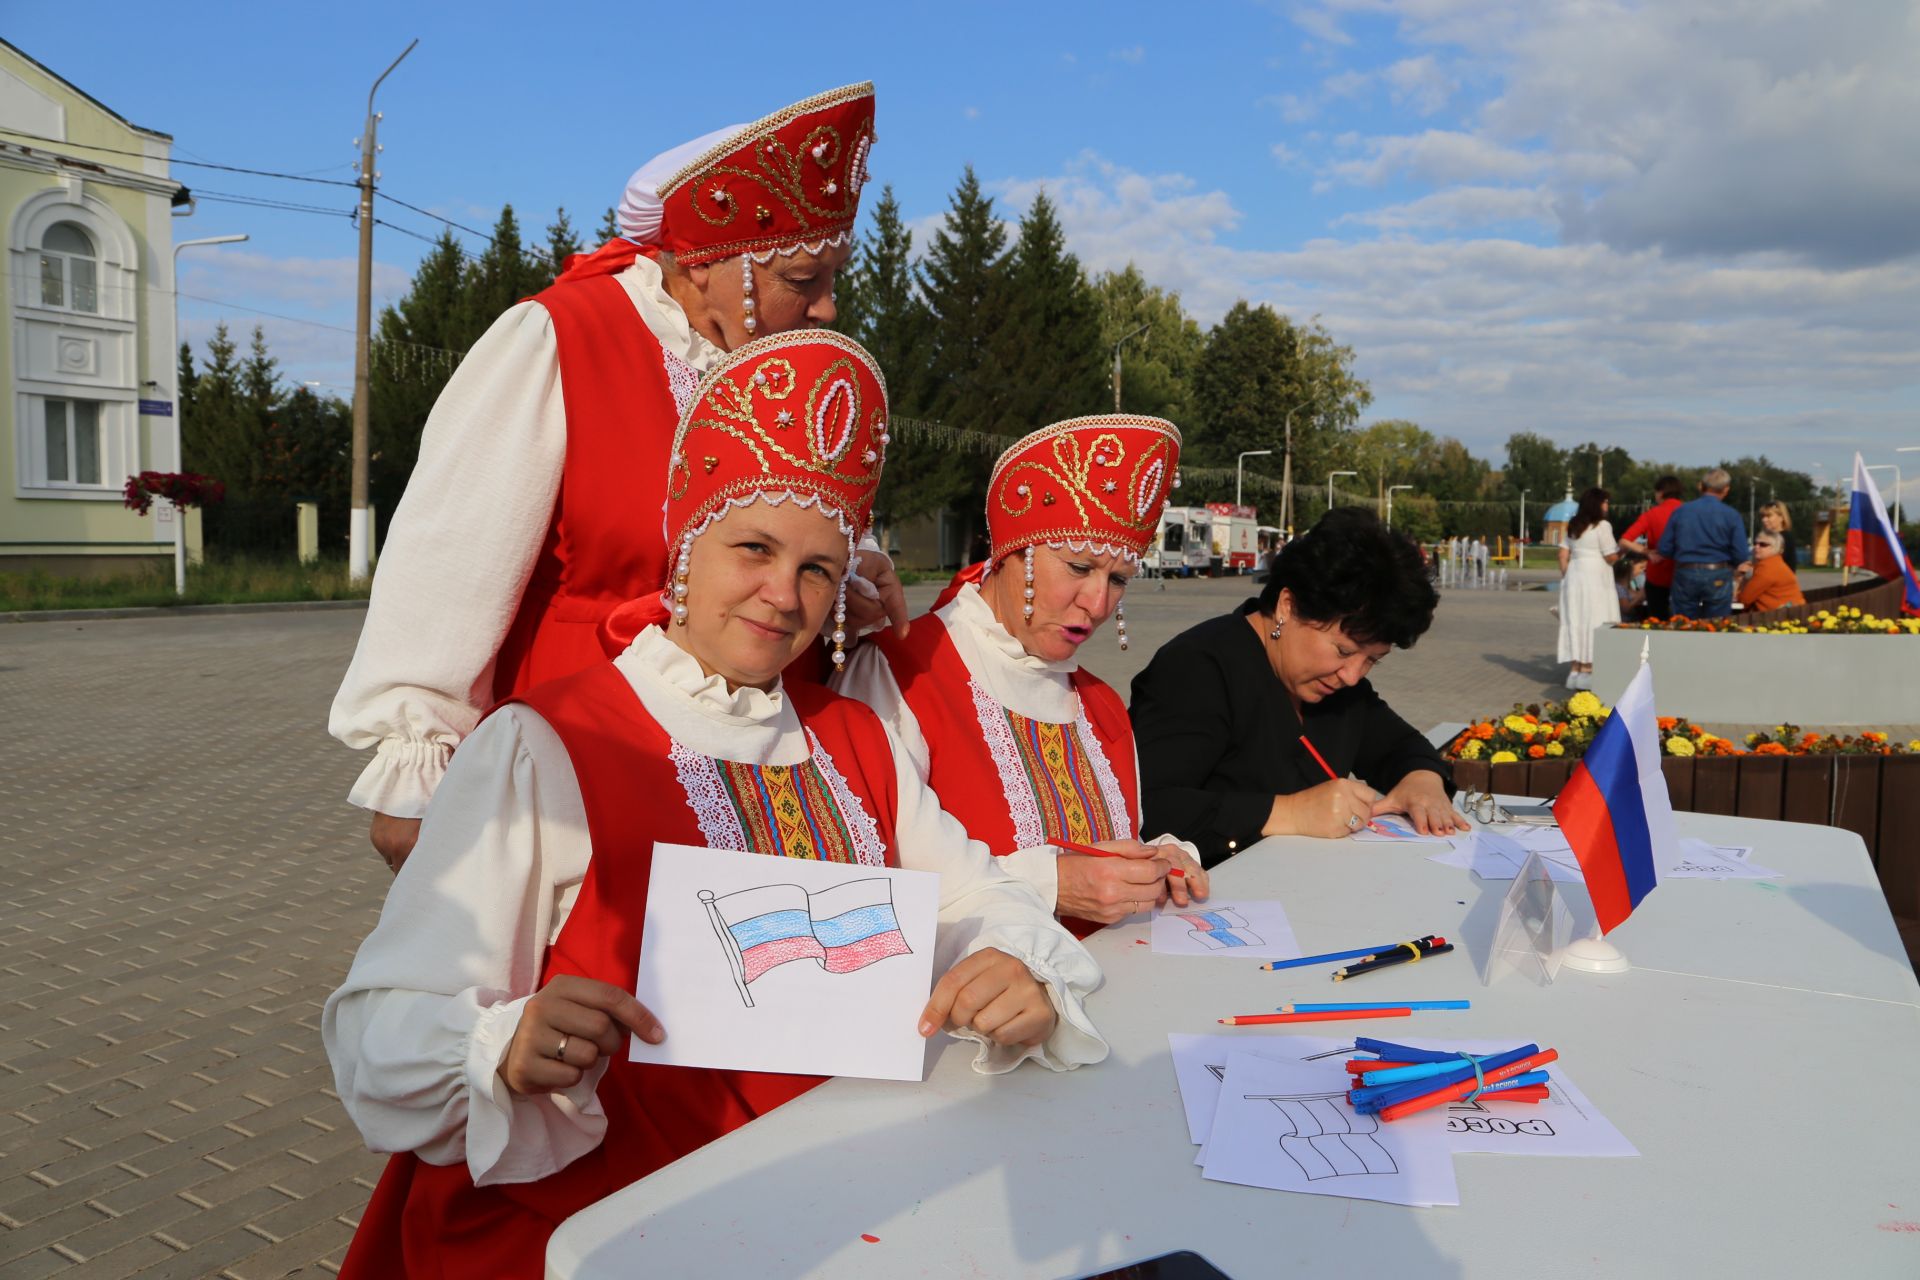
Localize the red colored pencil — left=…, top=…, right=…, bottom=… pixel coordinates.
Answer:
left=1054, top=837, right=1184, bottom=876
left=1299, top=735, right=1390, bottom=834
left=1379, top=1048, right=1560, bottom=1121
left=1218, top=1008, right=1412, bottom=1026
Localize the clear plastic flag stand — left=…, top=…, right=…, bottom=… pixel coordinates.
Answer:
left=1482, top=852, right=1576, bottom=985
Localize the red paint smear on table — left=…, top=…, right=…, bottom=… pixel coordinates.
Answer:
left=1876, top=1221, right=1920, bottom=1233
left=860, top=1233, right=881, bottom=1243
left=1133, top=939, right=1148, bottom=946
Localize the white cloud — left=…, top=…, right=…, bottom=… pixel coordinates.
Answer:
left=963, top=105, right=981, bottom=120
left=180, top=251, right=409, bottom=314
left=1382, top=54, right=1454, bottom=114
left=1289, top=3, right=1355, bottom=46
left=1297, top=0, right=1920, bottom=266
left=983, top=155, right=1919, bottom=471
left=1337, top=184, right=1553, bottom=231
left=1321, top=68, right=1371, bottom=99
left=1111, top=45, right=1146, bottom=64
left=1325, top=129, right=1545, bottom=187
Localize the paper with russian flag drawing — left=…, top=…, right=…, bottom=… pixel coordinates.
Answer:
left=1552, top=660, right=1680, bottom=933
left=1150, top=899, right=1302, bottom=960
left=1845, top=452, right=1920, bottom=615
left=631, top=844, right=940, bottom=1081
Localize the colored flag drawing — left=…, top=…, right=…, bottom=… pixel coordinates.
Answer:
left=702, top=878, right=913, bottom=1008
left=1243, top=1091, right=1400, bottom=1181
left=1175, top=908, right=1264, bottom=950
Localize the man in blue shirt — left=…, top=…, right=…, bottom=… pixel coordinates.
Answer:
left=1654, top=469, right=1752, bottom=618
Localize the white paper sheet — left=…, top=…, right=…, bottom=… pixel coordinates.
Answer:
left=1429, top=828, right=1586, bottom=882
left=1150, top=899, right=1303, bottom=961
left=630, top=843, right=940, bottom=1081
left=1667, top=837, right=1781, bottom=880
left=1201, top=1050, right=1460, bottom=1206
left=1350, top=814, right=1456, bottom=844
left=1167, top=1033, right=1351, bottom=1144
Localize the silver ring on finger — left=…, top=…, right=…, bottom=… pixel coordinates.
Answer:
left=553, top=1035, right=570, bottom=1061
left=1346, top=814, right=1361, bottom=831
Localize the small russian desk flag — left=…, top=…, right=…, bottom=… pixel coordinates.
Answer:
left=1553, top=657, right=1680, bottom=934
left=1845, top=452, right=1920, bottom=616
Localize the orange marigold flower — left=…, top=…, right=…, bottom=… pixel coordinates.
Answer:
left=1865, top=731, right=1888, bottom=743
left=1473, top=723, right=1496, bottom=739
left=1755, top=742, right=1789, bottom=756
left=1527, top=744, right=1546, bottom=759
left=1657, top=717, right=1679, bottom=731
left=1524, top=714, right=1539, bottom=724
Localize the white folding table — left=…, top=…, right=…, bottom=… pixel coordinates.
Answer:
left=548, top=813, right=1920, bottom=1278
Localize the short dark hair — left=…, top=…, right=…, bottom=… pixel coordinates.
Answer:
left=1654, top=475, right=1682, bottom=500
left=1257, top=507, right=1438, bottom=648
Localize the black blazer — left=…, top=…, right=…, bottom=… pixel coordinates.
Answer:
left=1129, top=602, right=1452, bottom=867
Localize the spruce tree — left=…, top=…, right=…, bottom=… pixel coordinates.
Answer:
left=990, top=190, right=1106, bottom=429
left=184, top=323, right=245, bottom=493
left=1094, top=264, right=1204, bottom=425
left=835, top=186, right=934, bottom=526
left=544, top=207, right=583, bottom=284
left=462, top=205, right=546, bottom=337
left=369, top=230, right=470, bottom=512
left=598, top=206, right=620, bottom=244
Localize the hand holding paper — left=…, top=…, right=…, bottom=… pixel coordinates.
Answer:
left=919, top=948, right=1056, bottom=1047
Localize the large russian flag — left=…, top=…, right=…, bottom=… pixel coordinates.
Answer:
left=1553, top=662, right=1679, bottom=934
left=1844, top=452, right=1920, bottom=616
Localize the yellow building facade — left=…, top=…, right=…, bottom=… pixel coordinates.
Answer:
left=1, top=39, right=196, bottom=576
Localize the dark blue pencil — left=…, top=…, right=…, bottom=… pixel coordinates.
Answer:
left=1257, top=935, right=1440, bottom=972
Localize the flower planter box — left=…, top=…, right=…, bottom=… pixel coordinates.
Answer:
left=1590, top=628, right=1920, bottom=724
left=1452, top=753, right=1920, bottom=964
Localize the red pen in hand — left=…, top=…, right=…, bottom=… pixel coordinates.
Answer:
left=1299, top=734, right=1389, bottom=835
left=1053, top=837, right=1185, bottom=877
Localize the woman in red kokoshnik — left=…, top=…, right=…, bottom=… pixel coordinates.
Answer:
left=837, top=416, right=1209, bottom=934
left=329, top=84, right=912, bottom=872
left=323, top=332, right=1106, bottom=1278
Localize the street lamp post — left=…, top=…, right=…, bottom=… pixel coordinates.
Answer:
left=1278, top=402, right=1313, bottom=534
left=350, top=38, right=419, bottom=585
left=170, top=233, right=249, bottom=595
left=1236, top=449, right=1272, bottom=508
left=1386, top=484, right=1414, bottom=529
left=1519, top=489, right=1530, bottom=567
left=1327, top=469, right=1357, bottom=513
left=1110, top=322, right=1148, bottom=413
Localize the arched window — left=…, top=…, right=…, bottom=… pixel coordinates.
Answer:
left=39, top=220, right=98, bottom=313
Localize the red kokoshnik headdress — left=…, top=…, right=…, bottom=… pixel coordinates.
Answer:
left=597, top=329, right=890, bottom=668
left=565, top=83, right=877, bottom=284
left=986, top=414, right=1183, bottom=566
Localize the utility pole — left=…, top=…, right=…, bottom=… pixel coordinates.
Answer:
left=1278, top=400, right=1313, bottom=535
left=1110, top=323, right=1148, bottom=413
left=350, top=38, right=418, bottom=584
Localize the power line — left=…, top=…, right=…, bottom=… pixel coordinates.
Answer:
left=375, top=190, right=497, bottom=244
left=195, top=190, right=355, bottom=219
left=0, top=126, right=360, bottom=187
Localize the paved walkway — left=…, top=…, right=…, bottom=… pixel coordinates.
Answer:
left=0, top=579, right=1889, bottom=1276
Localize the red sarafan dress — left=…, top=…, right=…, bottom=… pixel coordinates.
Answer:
left=487, top=272, right=694, bottom=703
left=339, top=667, right=899, bottom=1278
left=873, top=612, right=1139, bottom=855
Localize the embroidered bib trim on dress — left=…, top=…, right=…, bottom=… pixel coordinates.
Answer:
left=965, top=677, right=1133, bottom=849
left=669, top=728, right=886, bottom=866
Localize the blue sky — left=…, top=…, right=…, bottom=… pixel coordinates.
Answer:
left=15, top=1, right=1918, bottom=491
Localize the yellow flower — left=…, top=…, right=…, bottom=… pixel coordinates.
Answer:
left=1503, top=714, right=1530, bottom=734
left=1566, top=691, right=1603, bottom=718
left=1545, top=741, right=1565, bottom=757
left=1665, top=735, right=1696, bottom=757
left=1908, top=740, right=1920, bottom=752
left=1490, top=750, right=1519, bottom=764
left=1460, top=739, right=1485, bottom=759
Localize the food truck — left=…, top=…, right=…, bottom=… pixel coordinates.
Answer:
left=1149, top=506, right=1215, bottom=576
left=1206, top=503, right=1260, bottom=573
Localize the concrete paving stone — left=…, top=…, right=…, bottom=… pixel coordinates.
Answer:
left=151, top=1185, right=298, bottom=1250
left=0, top=1163, right=140, bottom=1226
left=133, top=1228, right=275, bottom=1280
left=38, top=1233, right=178, bottom=1279
left=36, top=1190, right=202, bottom=1265
left=219, top=1217, right=357, bottom=1280
left=242, top=1179, right=371, bottom=1249
left=181, top=1151, right=314, bottom=1209
left=0, top=1201, right=113, bottom=1265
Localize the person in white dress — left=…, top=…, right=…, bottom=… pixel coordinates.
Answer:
left=1556, top=487, right=1622, bottom=689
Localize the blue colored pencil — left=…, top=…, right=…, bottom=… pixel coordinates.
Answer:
left=1257, top=935, right=1438, bottom=972
left=1278, top=1000, right=1470, bottom=1014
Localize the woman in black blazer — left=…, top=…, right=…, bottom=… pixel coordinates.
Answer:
left=1130, top=508, right=1465, bottom=867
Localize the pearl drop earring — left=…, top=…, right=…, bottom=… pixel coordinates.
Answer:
left=672, top=536, right=692, bottom=625
left=829, top=533, right=852, bottom=670
left=1116, top=600, right=1129, bottom=651
left=741, top=254, right=756, bottom=335
left=1021, top=546, right=1035, bottom=621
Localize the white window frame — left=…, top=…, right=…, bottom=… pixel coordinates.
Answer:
left=14, top=392, right=135, bottom=498
left=37, top=239, right=101, bottom=314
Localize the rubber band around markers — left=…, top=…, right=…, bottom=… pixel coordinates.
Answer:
left=1459, top=1052, right=1487, bottom=1101
left=1401, top=942, right=1423, bottom=961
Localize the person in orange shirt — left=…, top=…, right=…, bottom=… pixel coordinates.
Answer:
left=1739, top=532, right=1805, bottom=612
